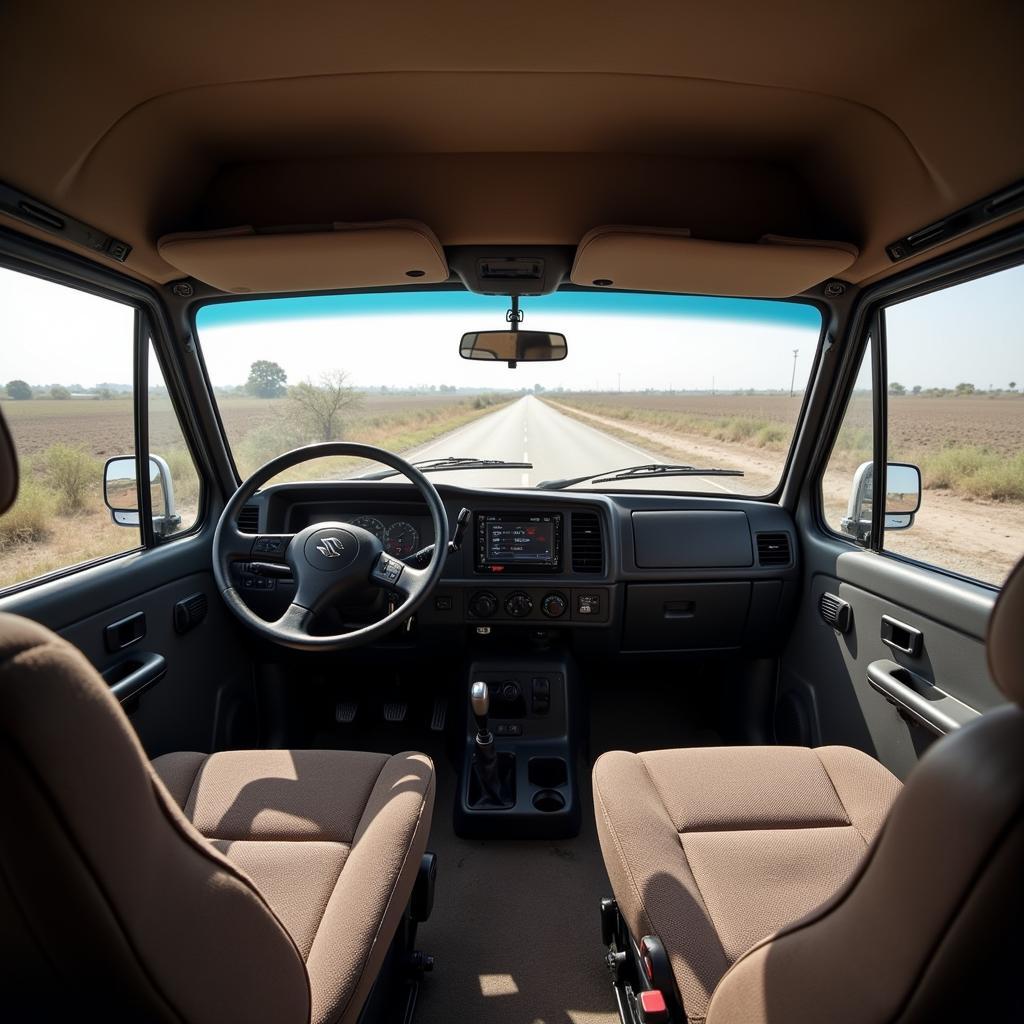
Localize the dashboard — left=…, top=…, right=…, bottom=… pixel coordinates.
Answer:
left=238, top=481, right=801, bottom=656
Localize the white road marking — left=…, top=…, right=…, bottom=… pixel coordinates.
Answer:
left=523, top=450, right=528, bottom=461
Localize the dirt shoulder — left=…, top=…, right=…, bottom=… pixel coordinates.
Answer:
left=549, top=401, right=1022, bottom=586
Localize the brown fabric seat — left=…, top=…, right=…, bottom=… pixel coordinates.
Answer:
left=595, top=555, right=1024, bottom=1023
left=0, top=613, right=434, bottom=1024
left=594, top=745, right=902, bottom=1021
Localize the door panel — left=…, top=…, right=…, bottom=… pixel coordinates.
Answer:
left=0, top=530, right=256, bottom=758
left=779, top=531, right=1001, bottom=779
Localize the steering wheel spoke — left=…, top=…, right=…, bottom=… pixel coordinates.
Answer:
left=273, top=602, right=314, bottom=635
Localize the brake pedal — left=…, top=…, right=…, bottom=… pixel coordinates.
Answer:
left=383, top=701, right=408, bottom=723
left=335, top=700, right=358, bottom=724
left=429, top=696, right=447, bottom=732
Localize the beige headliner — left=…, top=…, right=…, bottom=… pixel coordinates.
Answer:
left=1, top=2, right=1022, bottom=292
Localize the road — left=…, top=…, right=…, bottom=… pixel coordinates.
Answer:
left=388, top=394, right=735, bottom=492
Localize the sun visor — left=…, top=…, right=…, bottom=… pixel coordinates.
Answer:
left=570, top=226, right=858, bottom=297
left=157, top=220, right=449, bottom=293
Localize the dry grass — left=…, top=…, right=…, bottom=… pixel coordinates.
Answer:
left=551, top=392, right=1024, bottom=502
left=0, top=392, right=511, bottom=588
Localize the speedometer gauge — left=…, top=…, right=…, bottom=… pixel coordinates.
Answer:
left=385, top=521, right=419, bottom=558
left=351, top=515, right=385, bottom=541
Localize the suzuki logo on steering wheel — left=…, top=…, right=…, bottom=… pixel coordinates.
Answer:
left=316, top=536, right=346, bottom=558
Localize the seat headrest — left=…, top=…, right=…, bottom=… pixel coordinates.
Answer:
left=988, top=555, right=1024, bottom=706
left=0, top=407, right=17, bottom=515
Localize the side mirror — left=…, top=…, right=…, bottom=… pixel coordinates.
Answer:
left=104, top=455, right=181, bottom=537
left=841, top=461, right=922, bottom=542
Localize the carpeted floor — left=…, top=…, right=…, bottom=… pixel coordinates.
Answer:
left=414, top=761, right=619, bottom=1024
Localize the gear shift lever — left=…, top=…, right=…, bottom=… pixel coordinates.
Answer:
left=468, top=680, right=511, bottom=806
left=470, top=680, right=492, bottom=742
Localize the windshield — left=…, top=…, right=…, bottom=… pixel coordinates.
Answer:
left=195, top=290, right=821, bottom=492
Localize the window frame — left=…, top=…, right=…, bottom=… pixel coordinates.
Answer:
left=0, top=237, right=209, bottom=595
left=812, top=226, right=1024, bottom=589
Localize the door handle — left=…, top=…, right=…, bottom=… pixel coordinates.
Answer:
left=880, top=615, right=922, bottom=657
left=866, top=659, right=979, bottom=735
left=101, top=651, right=167, bottom=704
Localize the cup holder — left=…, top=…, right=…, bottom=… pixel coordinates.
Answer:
left=532, top=788, right=566, bottom=813
left=528, top=757, right=568, bottom=789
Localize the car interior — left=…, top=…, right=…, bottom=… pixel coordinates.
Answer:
left=1, top=4, right=1022, bottom=1023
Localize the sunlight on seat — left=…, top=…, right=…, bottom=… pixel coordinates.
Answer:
left=478, top=973, right=520, bottom=997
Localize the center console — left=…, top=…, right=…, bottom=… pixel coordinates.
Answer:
left=454, top=657, right=581, bottom=839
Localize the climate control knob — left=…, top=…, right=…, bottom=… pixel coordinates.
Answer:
left=469, top=591, right=498, bottom=618
left=504, top=591, right=534, bottom=618
left=541, top=592, right=568, bottom=618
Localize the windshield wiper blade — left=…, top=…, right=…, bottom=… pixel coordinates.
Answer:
left=359, top=457, right=533, bottom=481
left=536, top=463, right=744, bottom=490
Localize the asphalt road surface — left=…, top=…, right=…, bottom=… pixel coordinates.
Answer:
left=389, top=394, right=738, bottom=493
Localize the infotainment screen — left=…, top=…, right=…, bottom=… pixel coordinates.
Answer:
left=475, top=512, right=562, bottom=572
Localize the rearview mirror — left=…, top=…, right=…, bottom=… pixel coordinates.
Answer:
left=841, top=461, right=922, bottom=543
left=459, top=330, right=567, bottom=367
left=104, top=455, right=181, bottom=537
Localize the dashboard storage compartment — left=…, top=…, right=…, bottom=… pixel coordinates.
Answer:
left=632, top=510, right=753, bottom=568
left=623, top=582, right=752, bottom=650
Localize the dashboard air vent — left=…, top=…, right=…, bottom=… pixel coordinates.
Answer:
left=237, top=504, right=259, bottom=533
left=756, top=532, right=791, bottom=567
left=571, top=511, right=604, bottom=573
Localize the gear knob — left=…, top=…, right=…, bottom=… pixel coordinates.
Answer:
left=470, top=681, right=490, bottom=735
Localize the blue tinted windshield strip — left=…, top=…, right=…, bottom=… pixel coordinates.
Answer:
left=196, top=290, right=821, bottom=332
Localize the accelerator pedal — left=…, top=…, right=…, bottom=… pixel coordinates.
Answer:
left=429, top=696, right=447, bottom=732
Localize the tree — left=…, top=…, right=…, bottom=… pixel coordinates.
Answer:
left=5, top=379, right=32, bottom=400
left=955, top=382, right=976, bottom=395
left=50, top=384, right=71, bottom=400
left=912, top=385, right=922, bottom=396
left=246, top=360, right=288, bottom=398
left=889, top=382, right=907, bottom=396
left=1010, top=381, right=1018, bottom=392
left=288, top=370, right=361, bottom=441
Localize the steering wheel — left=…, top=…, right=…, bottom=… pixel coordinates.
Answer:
left=213, top=443, right=450, bottom=651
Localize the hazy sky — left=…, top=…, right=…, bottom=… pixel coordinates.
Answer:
left=1, top=264, right=1021, bottom=391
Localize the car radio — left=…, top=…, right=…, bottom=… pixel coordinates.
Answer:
left=475, top=512, right=563, bottom=573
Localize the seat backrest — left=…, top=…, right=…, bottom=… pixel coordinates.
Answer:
left=708, top=558, right=1024, bottom=1023
left=0, top=612, right=311, bottom=1022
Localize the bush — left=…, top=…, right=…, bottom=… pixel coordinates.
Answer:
left=0, top=478, right=54, bottom=548
left=50, top=385, right=71, bottom=400
left=43, top=443, right=98, bottom=514
left=920, top=446, right=1024, bottom=501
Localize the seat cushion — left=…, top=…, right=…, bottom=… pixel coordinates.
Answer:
left=154, top=748, right=434, bottom=1024
left=593, top=745, right=901, bottom=1023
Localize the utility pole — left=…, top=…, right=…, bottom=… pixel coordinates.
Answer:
left=617, top=372, right=622, bottom=393
left=789, top=349, right=799, bottom=397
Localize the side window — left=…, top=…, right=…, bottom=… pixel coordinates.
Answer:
left=883, top=265, right=1023, bottom=586
left=0, top=267, right=139, bottom=589
left=148, top=339, right=201, bottom=537
left=821, top=342, right=874, bottom=537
